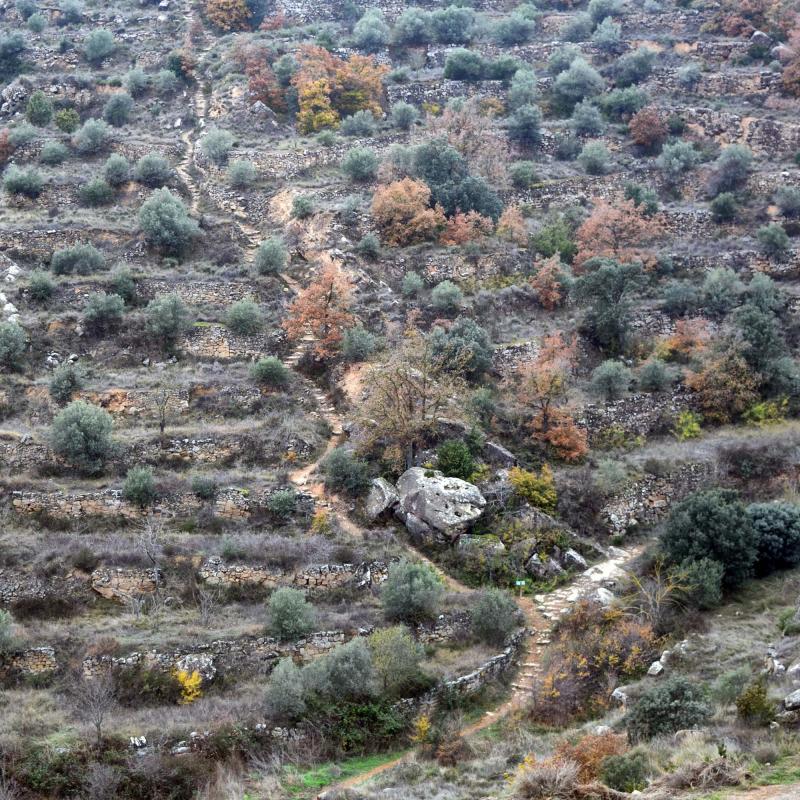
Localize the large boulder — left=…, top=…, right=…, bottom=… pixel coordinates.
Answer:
left=784, top=689, right=800, bottom=711
left=525, top=553, right=565, bottom=580
left=365, top=478, right=399, bottom=520
left=395, top=468, right=486, bottom=541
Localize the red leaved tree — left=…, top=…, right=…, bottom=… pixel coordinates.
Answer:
left=371, top=178, right=446, bottom=246
left=283, top=255, right=354, bottom=358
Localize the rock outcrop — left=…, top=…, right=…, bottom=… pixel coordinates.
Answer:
left=365, top=477, right=399, bottom=520
left=394, top=468, right=486, bottom=543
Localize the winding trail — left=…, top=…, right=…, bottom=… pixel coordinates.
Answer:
left=173, top=42, right=643, bottom=798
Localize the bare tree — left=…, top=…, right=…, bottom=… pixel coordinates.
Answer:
left=196, top=587, right=220, bottom=628
left=70, top=671, right=117, bottom=747
left=84, top=763, right=120, bottom=800
left=155, top=388, right=170, bottom=448
left=137, top=515, right=164, bottom=590
left=0, top=768, right=19, bottom=800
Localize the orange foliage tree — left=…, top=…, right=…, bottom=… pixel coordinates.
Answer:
left=440, top=210, right=494, bottom=246
left=513, top=332, right=588, bottom=462
left=232, top=41, right=286, bottom=110
left=371, top=178, right=446, bottom=246
left=496, top=205, right=528, bottom=245
left=574, top=198, right=663, bottom=271
left=654, top=317, right=711, bottom=363
left=292, top=46, right=387, bottom=133
left=530, top=255, right=569, bottom=310
left=629, top=106, right=667, bottom=152
left=686, top=345, right=761, bottom=423
left=554, top=733, right=628, bottom=782
left=781, top=28, right=800, bottom=96
left=205, top=0, right=251, bottom=31
left=0, top=129, right=13, bottom=166
left=283, top=255, right=354, bottom=358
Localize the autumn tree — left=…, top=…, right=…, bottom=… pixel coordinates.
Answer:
left=686, top=344, right=760, bottom=423
left=530, top=255, right=570, bottom=310
left=655, top=317, right=711, bottom=363
left=371, top=178, right=446, bottom=245
left=232, top=40, right=286, bottom=110
left=427, top=96, right=509, bottom=185
left=781, top=28, right=800, bottom=96
left=205, top=0, right=251, bottom=31
left=0, top=128, right=13, bottom=166
left=440, top=210, right=494, bottom=246
left=629, top=106, right=667, bottom=153
left=358, top=328, right=466, bottom=470
left=283, top=255, right=354, bottom=358
left=512, top=333, right=588, bottom=462
left=574, top=198, right=663, bottom=270
left=496, top=205, right=528, bottom=245
left=292, top=46, right=387, bottom=133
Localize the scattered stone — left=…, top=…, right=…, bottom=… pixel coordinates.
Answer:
left=365, top=477, right=399, bottom=520
left=525, top=553, right=565, bottom=580
left=647, top=661, right=664, bottom=677
left=562, top=548, right=588, bottom=570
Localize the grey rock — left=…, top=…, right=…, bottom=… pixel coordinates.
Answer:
left=750, top=29, right=772, bottom=48
left=595, top=587, right=615, bottom=606
left=611, top=686, right=628, bottom=705
left=562, top=548, right=588, bottom=570
left=647, top=661, right=664, bottom=677
left=396, top=468, right=485, bottom=540
left=784, top=689, right=800, bottom=710
left=525, top=553, right=565, bottom=580
left=484, top=440, right=517, bottom=466
left=365, top=477, right=399, bottom=520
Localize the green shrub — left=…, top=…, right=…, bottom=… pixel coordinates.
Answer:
left=592, top=16, right=622, bottom=52
left=510, top=160, right=538, bottom=188
left=436, top=439, right=475, bottom=481
left=267, top=488, right=296, bottom=519
left=701, top=266, right=743, bottom=317
left=49, top=362, right=82, bottom=405
left=250, top=356, right=289, bottom=389
left=200, top=127, right=234, bottom=164
left=191, top=474, right=218, bottom=502
left=50, top=400, right=113, bottom=473
left=401, top=271, right=424, bottom=297
left=27, top=12, right=45, bottom=30
left=493, top=12, right=535, bottom=45
left=138, top=188, right=199, bottom=254
left=430, top=280, right=463, bottom=313
left=391, top=101, right=418, bottom=131
left=155, top=68, right=178, bottom=94
left=303, top=637, right=379, bottom=701
left=601, top=751, right=649, bottom=792
left=570, top=98, right=604, bottom=135
left=747, top=501, right=800, bottom=573
left=431, top=4, right=475, bottom=43
left=0, top=31, right=26, bottom=81
left=590, top=360, right=632, bottom=401
left=341, top=326, right=376, bottom=362
left=4, top=165, right=43, bottom=197
left=265, top=657, right=306, bottom=720
left=8, top=122, right=37, bottom=148
left=39, top=140, right=69, bottom=165
left=710, top=192, right=737, bottom=222
left=292, top=195, right=314, bottom=219
left=79, top=177, right=113, bottom=206
left=552, top=57, right=605, bottom=111
left=708, top=144, right=752, bottom=195
left=614, top=47, right=655, bottom=87
left=55, top=107, right=80, bottom=133
left=638, top=358, right=671, bottom=393
left=711, top=666, right=751, bottom=707
left=51, top=242, right=104, bottom=275
left=356, top=232, right=381, bottom=260
left=16, top=0, right=38, bottom=20
left=28, top=269, right=55, bottom=303
left=393, top=7, right=432, bottom=45
left=508, top=103, right=542, bottom=147
left=58, top=0, right=83, bottom=23
left=107, top=267, right=135, bottom=305
left=102, top=153, right=129, bottom=186
left=0, top=609, right=16, bottom=653
left=83, top=29, right=115, bottom=64
left=757, top=223, right=790, bottom=258
left=382, top=559, right=442, bottom=623
left=145, top=293, right=190, bottom=350
left=471, top=588, right=519, bottom=646
left=662, top=489, right=756, bottom=588
left=353, top=8, right=390, bottom=52
left=340, top=109, right=377, bottom=136
left=323, top=447, right=371, bottom=496
left=254, top=237, right=287, bottom=275
left=225, top=298, right=263, bottom=336
left=577, top=140, right=610, bottom=175
left=83, top=291, right=124, bottom=333
left=736, top=679, right=775, bottom=726
left=133, top=153, right=171, bottom=187
left=625, top=677, right=711, bottom=741
left=775, top=186, right=800, bottom=217
left=0, top=321, right=26, bottom=370
left=508, top=67, right=538, bottom=109
left=103, top=92, right=133, bottom=126
left=368, top=625, right=425, bottom=697
left=267, top=587, right=316, bottom=640
left=124, top=67, right=149, bottom=97
left=227, top=159, right=257, bottom=188
left=677, top=557, right=723, bottom=610
left=600, top=87, right=648, bottom=120
left=26, top=89, right=52, bottom=126
left=73, top=118, right=110, bottom=154
left=342, top=146, right=378, bottom=182
left=123, top=465, right=157, bottom=508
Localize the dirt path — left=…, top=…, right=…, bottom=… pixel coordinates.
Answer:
left=174, top=56, right=642, bottom=800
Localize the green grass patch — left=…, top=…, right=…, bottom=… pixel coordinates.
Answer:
left=753, top=757, right=800, bottom=786
left=281, top=750, right=407, bottom=798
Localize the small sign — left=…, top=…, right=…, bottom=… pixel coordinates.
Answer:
left=514, top=580, right=526, bottom=586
